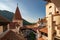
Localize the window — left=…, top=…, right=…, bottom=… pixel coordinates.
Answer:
left=49, top=12, right=52, bottom=15
left=56, top=11, right=59, bottom=13
left=53, top=21, right=56, bottom=26
left=49, top=6, right=52, bottom=8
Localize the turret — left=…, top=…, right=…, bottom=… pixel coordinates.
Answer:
left=13, top=4, right=23, bottom=27
left=8, top=4, right=23, bottom=34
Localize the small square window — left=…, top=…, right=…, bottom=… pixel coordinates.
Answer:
left=49, top=6, right=52, bottom=8
left=56, top=11, right=59, bottom=13
left=49, top=12, right=52, bottom=15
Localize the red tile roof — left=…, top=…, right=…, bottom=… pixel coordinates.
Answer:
left=39, top=27, right=48, bottom=34
left=32, top=27, right=40, bottom=31
left=38, top=37, right=44, bottom=40
left=13, top=6, right=22, bottom=20
left=20, top=25, right=40, bottom=32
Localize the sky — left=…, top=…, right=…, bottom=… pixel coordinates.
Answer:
left=0, top=0, right=47, bottom=23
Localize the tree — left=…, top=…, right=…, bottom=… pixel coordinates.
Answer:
left=27, top=32, right=36, bottom=40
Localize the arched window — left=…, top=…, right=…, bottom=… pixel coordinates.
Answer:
left=49, top=6, right=52, bottom=8
left=49, top=12, right=52, bottom=15
left=56, top=11, right=59, bottom=13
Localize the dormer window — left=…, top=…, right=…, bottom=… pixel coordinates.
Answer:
left=56, top=11, right=59, bottom=13
left=49, top=6, right=52, bottom=8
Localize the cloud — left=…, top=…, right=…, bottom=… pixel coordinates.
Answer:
left=0, top=2, right=11, bottom=11
left=0, top=0, right=17, bottom=12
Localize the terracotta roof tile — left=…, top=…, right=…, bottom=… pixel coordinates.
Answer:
left=38, top=37, right=44, bottom=40
left=21, top=25, right=40, bottom=32
left=39, top=27, right=48, bottom=34
left=32, top=27, right=40, bottom=31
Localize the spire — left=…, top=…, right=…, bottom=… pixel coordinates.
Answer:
left=17, top=3, right=18, bottom=7
left=13, top=4, right=22, bottom=20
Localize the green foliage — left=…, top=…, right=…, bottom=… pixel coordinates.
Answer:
left=0, top=10, right=14, bottom=21
left=29, top=32, right=36, bottom=40
left=23, top=19, right=32, bottom=25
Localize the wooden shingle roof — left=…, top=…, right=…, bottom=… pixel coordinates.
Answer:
left=13, top=6, right=22, bottom=20
left=0, top=30, right=25, bottom=40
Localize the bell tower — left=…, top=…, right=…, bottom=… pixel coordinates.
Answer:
left=45, top=0, right=55, bottom=40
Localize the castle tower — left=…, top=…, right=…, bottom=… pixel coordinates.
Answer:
left=45, top=0, right=60, bottom=17
left=13, top=4, right=23, bottom=27
left=47, top=14, right=54, bottom=40
left=11, top=4, right=23, bottom=34
left=45, top=0, right=60, bottom=39
left=45, top=0, right=55, bottom=40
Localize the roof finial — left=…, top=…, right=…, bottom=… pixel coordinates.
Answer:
left=39, top=18, right=40, bottom=21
